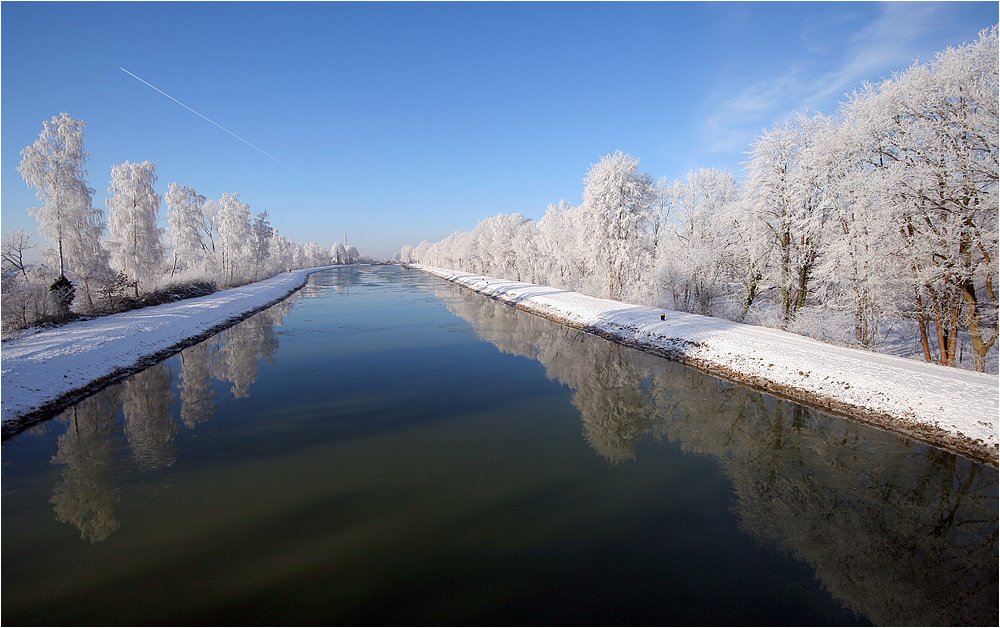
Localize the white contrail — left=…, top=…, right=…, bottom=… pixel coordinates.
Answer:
left=120, top=67, right=292, bottom=170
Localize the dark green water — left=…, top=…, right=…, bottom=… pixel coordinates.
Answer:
left=3, top=266, right=996, bottom=626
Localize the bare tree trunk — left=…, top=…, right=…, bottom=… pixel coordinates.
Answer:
left=780, top=227, right=793, bottom=326
left=913, top=273, right=934, bottom=363
left=946, top=293, right=960, bottom=367
left=961, top=279, right=998, bottom=372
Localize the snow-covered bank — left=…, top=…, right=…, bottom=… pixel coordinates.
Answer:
left=1, top=267, right=338, bottom=433
left=416, top=265, right=999, bottom=466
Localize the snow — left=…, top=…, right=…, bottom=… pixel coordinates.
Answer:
left=417, top=265, right=999, bottom=466
left=1, top=267, right=337, bottom=431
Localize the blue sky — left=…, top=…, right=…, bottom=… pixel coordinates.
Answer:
left=3, top=2, right=996, bottom=259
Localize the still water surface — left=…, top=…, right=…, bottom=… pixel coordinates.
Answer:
left=3, top=266, right=996, bottom=625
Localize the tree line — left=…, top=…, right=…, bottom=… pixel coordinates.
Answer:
left=2, top=115, right=363, bottom=335
left=403, top=26, right=998, bottom=372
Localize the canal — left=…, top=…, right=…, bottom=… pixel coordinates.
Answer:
left=2, top=266, right=996, bottom=625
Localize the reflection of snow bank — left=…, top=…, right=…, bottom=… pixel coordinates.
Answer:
left=1, top=267, right=337, bottom=432
left=417, top=265, right=999, bottom=466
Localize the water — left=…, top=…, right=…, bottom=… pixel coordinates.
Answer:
left=3, top=266, right=996, bottom=625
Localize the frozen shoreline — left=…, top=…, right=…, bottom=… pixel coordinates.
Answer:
left=415, top=265, right=999, bottom=466
left=1, top=267, right=337, bottom=435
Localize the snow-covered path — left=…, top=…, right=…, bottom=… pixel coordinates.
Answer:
left=1, top=267, right=336, bottom=431
left=417, top=265, right=999, bottom=466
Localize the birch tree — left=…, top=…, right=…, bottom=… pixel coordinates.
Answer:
left=249, top=210, right=273, bottom=281
left=217, top=193, right=252, bottom=285
left=18, top=113, right=99, bottom=279
left=271, top=232, right=295, bottom=272
left=19, top=113, right=110, bottom=307
left=107, top=161, right=163, bottom=297
left=165, top=183, right=208, bottom=277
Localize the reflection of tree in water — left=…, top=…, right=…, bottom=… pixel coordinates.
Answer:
left=121, top=362, right=176, bottom=469
left=218, top=323, right=260, bottom=398
left=439, top=286, right=654, bottom=463
left=728, top=425, right=998, bottom=626
left=215, top=302, right=288, bottom=397
left=49, top=389, right=121, bottom=542
left=442, top=286, right=998, bottom=626
left=179, top=342, right=216, bottom=428
left=302, top=268, right=365, bottom=296
left=45, top=298, right=298, bottom=542
left=573, top=346, right=654, bottom=464
left=178, top=299, right=293, bottom=417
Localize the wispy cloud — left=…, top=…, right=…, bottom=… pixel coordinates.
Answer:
left=802, top=2, right=953, bottom=106
left=698, top=2, right=966, bottom=156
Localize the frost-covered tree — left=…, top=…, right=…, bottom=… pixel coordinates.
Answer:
left=1, top=267, right=60, bottom=334
left=308, top=242, right=331, bottom=267
left=399, top=244, right=414, bottom=264
left=345, top=244, right=359, bottom=265
left=292, top=243, right=306, bottom=269
left=198, top=198, right=222, bottom=273
left=513, top=216, right=541, bottom=283
left=894, top=26, right=997, bottom=369
left=580, top=151, right=656, bottom=301
left=332, top=241, right=348, bottom=265
left=19, top=113, right=110, bottom=307
left=271, top=232, right=295, bottom=273
left=536, top=199, right=586, bottom=290
left=711, top=195, right=772, bottom=321
left=216, top=193, right=252, bottom=285
left=18, top=113, right=100, bottom=280
left=657, top=168, right=740, bottom=315
left=809, top=109, right=906, bottom=348
left=249, top=210, right=273, bottom=281
left=294, top=242, right=329, bottom=268
left=2, top=227, right=34, bottom=278
left=843, top=25, right=998, bottom=368
left=745, top=112, right=834, bottom=326
left=467, top=213, right=533, bottom=280
left=165, top=183, right=208, bottom=277
left=107, top=161, right=163, bottom=297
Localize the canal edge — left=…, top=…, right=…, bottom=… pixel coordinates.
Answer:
left=1, top=266, right=336, bottom=440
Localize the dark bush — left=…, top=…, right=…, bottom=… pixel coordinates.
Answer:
left=49, top=276, right=75, bottom=319
left=141, top=281, right=217, bottom=307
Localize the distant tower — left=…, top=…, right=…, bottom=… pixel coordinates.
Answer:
left=344, top=233, right=348, bottom=245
